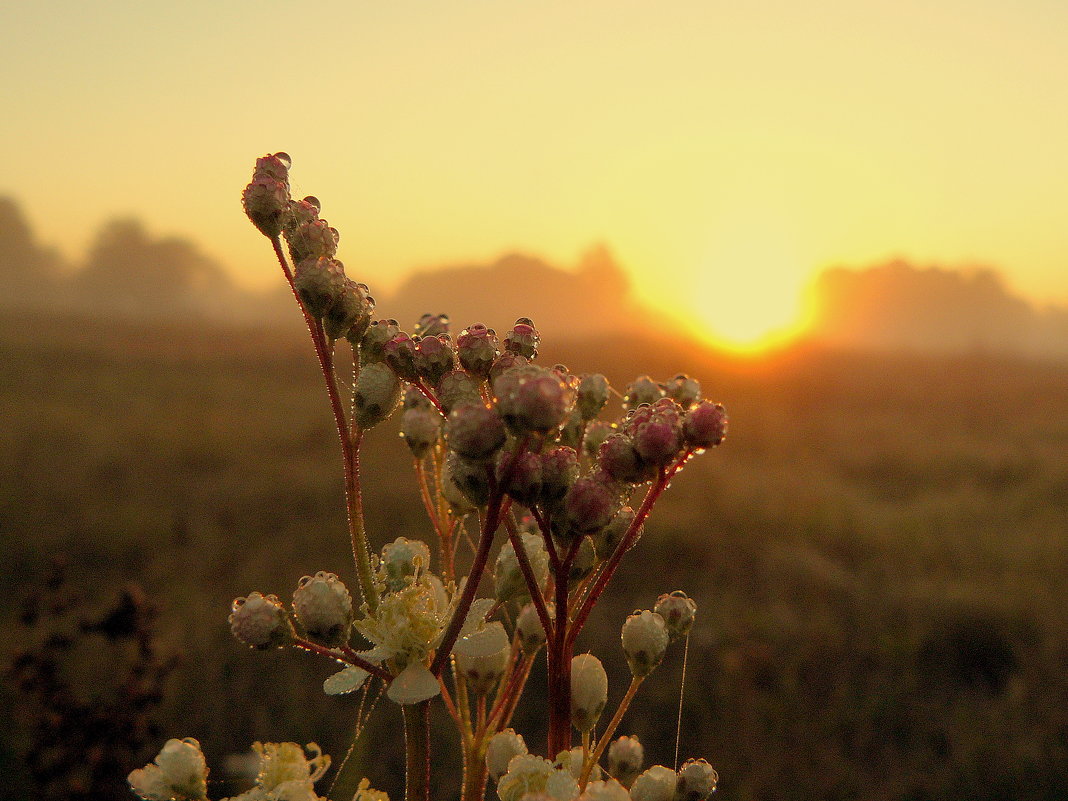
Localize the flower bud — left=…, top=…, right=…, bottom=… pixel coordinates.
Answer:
left=593, top=506, right=641, bottom=559
left=401, top=405, right=441, bottom=458
left=579, top=779, right=628, bottom=801
left=621, top=610, right=669, bottom=678
left=447, top=403, right=506, bottom=461
left=353, top=362, right=401, bottom=429
left=442, top=456, right=478, bottom=514
left=577, top=373, right=610, bottom=420
left=414, top=334, right=456, bottom=386
left=242, top=174, right=291, bottom=240
left=539, top=446, right=579, bottom=508
left=516, top=601, right=553, bottom=654
left=498, top=449, right=543, bottom=507
left=293, top=256, right=346, bottom=318
left=630, top=766, right=677, bottom=801
left=558, top=408, right=584, bottom=450
left=381, top=537, right=431, bottom=592
left=455, top=637, right=509, bottom=695
left=414, top=312, right=450, bottom=337
left=286, top=218, right=339, bottom=264
left=497, top=755, right=555, bottom=801
left=606, top=735, right=644, bottom=789
left=284, top=195, right=321, bottom=235
left=293, top=571, right=353, bottom=646
left=229, top=592, right=291, bottom=650
left=457, top=323, right=500, bottom=377
left=489, top=351, right=528, bottom=384
left=627, top=400, right=684, bottom=467
left=558, top=747, right=601, bottom=781
left=255, top=151, right=291, bottom=182
left=495, top=533, right=549, bottom=603
left=128, top=737, right=209, bottom=801
left=487, top=729, right=528, bottom=782
left=436, top=369, right=483, bottom=415
left=383, top=333, right=419, bottom=381
left=623, top=376, right=664, bottom=410
left=597, top=434, right=653, bottom=484
left=495, top=365, right=571, bottom=434
left=566, top=537, right=598, bottom=585
left=583, top=421, right=615, bottom=458
left=683, top=402, right=727, bottom=448
left=447, top=453, right=491, bottom=507
left=563, top=474, right=622, bottom=536
left=503, top=317, right=540, bottom=359
left=664, top=375, right=701, bottom=410
left=654, top=591, right=697, bottom=640
left=324, top=280, right=374, bottom=342
left=674, top=759, right=718, bottom=801
left=360, top=319, right=400, bottom=364
left=571, top=653, right=608, bottom=733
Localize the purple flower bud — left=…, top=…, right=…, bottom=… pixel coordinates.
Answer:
left=627, top=400, right=684, bottom=467
left=488, top=351, right=528, bottom=385
left=495, top=365, right=571, bottom=435
left=287, top=218, right=339, bottom=266
left=654, top=591, right=697, bottom=640
left=457, top=323, right=500, bottom=378
left=354, top=362, right=401, bottom=429
left=447, top=403, right=506, bottom=461
left=503, top=317, right=540, bottom=359
left=242, top=172, right=291, bottom=239
left=414, top=313, right=450, bottom=337
left=293, top=256, right=346, bottom=318
left=359, top=319, right=400, bottom=363
left=598, top=434, right=654, bottom=484
left=577, top=373, right=610, bottom=420
left=293, top=571, right=353, bottom=647
left=683, top=401, right=728, bottom=448
left=497, top=449, right=543, bottom=507
left=229, top=592, right=291, bottom=649
left=558, top=408, right=584, bottom=450
left=414, top=334, right=456, bottom=387
left=383, top=333, right=419, bottom=381
left=623, top=376, right=664, bottom=410
left=436, top=369, right=484, bottom=415
left=539, top=446, right=579, bottom=507
left=324, top=280, right=374, bottom=342
left=402, top=405, right=441, bottom=458
left=664, top=374, right=701, bottom=409
left=563, top=474, right=622, bottom=535
left=254, top=152, right=291, bottom=182
left=283, top=196, right=321, bottom=238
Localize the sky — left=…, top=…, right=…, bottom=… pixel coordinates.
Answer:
left=3, top=0, right=1067, bottom=349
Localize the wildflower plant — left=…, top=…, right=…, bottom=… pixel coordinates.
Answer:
left=129, top=153, right=728, bottom=801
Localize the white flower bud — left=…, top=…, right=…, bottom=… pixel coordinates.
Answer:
left=455, top=637, right=510, bottom=695
left=381, top=537, right=431, bottom=592
left=498, top=754, right=555, bottom=801
left=621, top=610, right=669, bottom=678
left=487, top=729, right=528, bottom=782
left=571, top=654, right=608, bottom=733
left=654, top=591, right=696, bottom=641
left=354, top=362, right=402, bottom=429
left=630, top=766, right=676, bottom=801
left=128, top=738, right=208, bottom=801
left=674, top=759, right=718, bottom=801
left=229, top=592, right=291, bottom=649
left=293, top=572, right=353, bottom=647
left=556, top=747, right=601, bottom=782
left=580, top=779, right=630, bottom=801
left=516, top=601, right=553, bottom=654
left=495, top=533, right=549, bottom=603
left=545, top=768, right=580, bottom=801
left=606, top=736, right=644, bottom=789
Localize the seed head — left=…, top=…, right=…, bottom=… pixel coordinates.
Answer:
left=457, top=323, right=500, bottom=377
left=654, top=591, right=697, bottom=640
left=621, top=610, right=669, bottom=678
left=229, top=592, right=290, bottom=650
left=354, top=362, right=402, bottom=429
left=293, top=571, right=353, bottom=647
left=571, top=653, right=608, bottom=733
left=683, top=401, right=728, bottom=448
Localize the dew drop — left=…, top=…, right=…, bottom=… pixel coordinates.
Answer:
left=303, top=195, right=321, bottom=211
left=274, top=152, right=292, bottom=169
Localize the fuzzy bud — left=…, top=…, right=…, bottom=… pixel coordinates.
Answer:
left=436, top=369, right=483, bottom=415
left=627, top=400, right=684, bottom=467
left=623, top=376, right=664, bottom=410
left=630, top=766, right=677, bottom=801
left=539, top=446, right=579, bottom=508
left=683, top=402, right=728, bottom=448
left=401, top=405, right=441, bottom=458
left=674, top=759, right=718, bottom=801
left=598, top=434, right=653, bottom=484
left=381, top=537, right=431, bottom=592
left=353, top=362, right=401, bottom=429
left=497, top=449, right=543, bottom=507
left=447, top=403, right=506, bottom=461
left=325, top=280, right=374, bottom=342
left=293, top=571, right=353, bottom=646
left=577, top=373, right=611, bottom=420
left=495, top=533, right=549, bottom=603
left=229, top=592, right=290, bottom=650
left=654, top=591, right=697, bottom=640
left=414, top=334, right=456, bottom=386
left=571, top=653, right=608, bottom=733
left=487, top=729, right=529, bottom=782
left=516, top=601, right=553, bottom=654
left=128, top=737, right=209, bottom=801
left=563, top=474, right=621, bottom=536
left=664, top=375, right=701, bottom=410
left=455, top=638, right=510, bottom=695
left=293, top=256, right=346, bottom=319
left=504, top=317, right=540, bottom=359
left=606, top=735, right=644, bottom=789
left=447, top=453, right=491, bottom=507
left=383, top=333, right=419, bottom=381
left=457, top=323, right=500, bottom=377
left=621, top=610, right=669, bottom=678
left=360, top=319, right=400, bottom=364
left=495, top=365, right=571, bottom=434
left=414, top=312, right=450, bottom=337
left=286, top=218, right=339, bottom=265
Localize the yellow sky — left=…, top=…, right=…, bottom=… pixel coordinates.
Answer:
left=3, top=0, right=1067, bottom=347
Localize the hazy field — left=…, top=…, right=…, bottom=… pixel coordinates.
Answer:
left=2, top=312, right=1067, bottom=800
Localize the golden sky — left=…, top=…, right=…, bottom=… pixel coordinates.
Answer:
left=3, top=0, right=1067, bottom=348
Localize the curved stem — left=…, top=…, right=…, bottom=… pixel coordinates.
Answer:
left=292, top=638, right=391, bottom=682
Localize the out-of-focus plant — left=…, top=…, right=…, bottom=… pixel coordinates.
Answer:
left=128, top=153, right=728, bottom=801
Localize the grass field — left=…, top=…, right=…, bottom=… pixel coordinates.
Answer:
left=2, top=312, right=1067, bottom=800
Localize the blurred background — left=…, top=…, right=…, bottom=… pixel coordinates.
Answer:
left=2, top=1, right=1067, bottom=799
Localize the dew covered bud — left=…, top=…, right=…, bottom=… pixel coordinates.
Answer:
left=287, top=218, right=339, bottom=265
left=293, top=571, right=353, bottom=646
left=598, top=434, right=653, bottom=484
left=436, top=369, right=483, bottom=415
left=414, top=312, right=450, bottom=337
left=606, top=735, right=644, bottom=789
left=594, top=506, right=641, bottom=559
left=284, top=195, right=322, bottom=234
left=579, top=779, right=628, bottom=801
left=293, top=256, right=346, bottom=318
left=674, top=759, right=718, bottom=801
left=489, top=351, right=528, bottom=384
left=229, top=592, right=290, bottom=650
left=654, top=591, right=697, bottom=640
left=325, top=280, right=374, bottom=342
left=457, top=323, right=500, bottom=378
left=516, top=601, right=553, bottom=654
left=498, top=449, right=543, bottom=507
left=630, top=766, right=677, bottom=801
left=627, top=400, right=684, bottom=467
left=621, top=610, right=669, bottom=678
left=447, top=403, right=506, bottom=461
left=664, top=375, right=701, bottom=410
left=242, top=180, right=291, bottom=241
left=414, top=334, right=456, bottom=386
left=563, top=474, right=622, bottom=536
left=128, top=737, right=209, bottom=801
left=558, top=408, right=584, bottom=450
left=442, top=456, right=478, bottom=514
left=360, top=319, right=400, bottom=364
left=577, top=373, right=611, bottom=420
left=455, top=637, right=510, bottom=695
left=353, top=362, right=401, bottom=429
left=447, top=453, right=491, bottom=507
left=401, top=405, right=441, bottom=458
left=381, top=537, right=431, bottom=592
left=539, top=446, right=579, bottom=507
left=495, top=533, right=549, bottom=603
left=558, top=747, right=601, bottom=782
left=571, top=653, right=608, bottom=733
left=623, top=376, right=664, bottom=410
left=683, top=402, right=728, bottom=448
left=583, top=421, right=615, bottom=458
left=487, top=729, right=528, bottom=782
left=504, top=317, right=540, bottom=359
left=383, top=333, right=419, bottom=381
left=566, top=536, right=598, bottom=585
left=495, top=365, right=571, bottom=435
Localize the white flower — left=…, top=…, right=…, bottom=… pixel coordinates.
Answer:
left=498, top=754, right=555, bottom=801
left=354, top=572, right=452, bottom=666
left=222, top=742, right=330, bottom=801
left=128, top=738, right=208, bottom=801
left=629, top=766, right=676, bottom=801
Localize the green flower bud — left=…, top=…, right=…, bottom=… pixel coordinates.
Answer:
left=664, top=374, right=701, bottom=410
left=504, top=317, right=540, bottom=359
left=621, top=610, right=669, bottom=678
left=414, top=312, right=450, bottom=337
left=436, top=369, right=484, bottom=415
left=293, top=571, right=353, bottom=647
left=455, top=634, right=510, bottom=695
left=414, top=334, right=456, bottom=386
left=457, top=323, right=500, bottom=377
left=489, top=351, right=528, bottom=385
left=401, top=405, right=441, bottom=458
left=229, top=592, right=291, bottom=650
left=381, top=537, right=431, bottom=592
left=286, top=218, right=339, bottom=265
left=516, top=601, right=553, bottom=654
left=654, top=591, right=697, bottom=640
left=683, top=401, right=727, bottom=448
left=539, top=446, right=579, bottom=508
left=293, top=256, right=346, bottom=318
left=558, top=408, right=584, bottom=450
left=567, top=537, right=598, bottom=585
left=571, top=654, right=608, bottom=733
left=623, top=376, right=664, bottom=410
left=442, top=456, right=478, bottom=515
left=283, top=195, right=321, bottom=240
left=606, top=735, right=644, bottom=789
left=447, top=403, right=506, bottom=461
left=447, top=453, right=491, bottom=507
left=242, top=166, right=291, bottom=239
left=593, top=506, right=641, bottom=559
left=324, top=280, right=374, bottom=342
left=383, top=332, right=419, bottom=381
left=495, top=533, right=549, bottom=603
left=353, top=362, right=401, bottom=429
left=577, top=373, right=610, bottom=419
left=583, top=421, right=615, bottom=459
left=360, top=319, right=400, bottom=364
left=674, top=759, right=718, bottom=801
